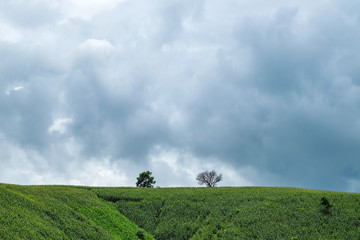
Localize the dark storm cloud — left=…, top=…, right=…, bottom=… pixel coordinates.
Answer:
left=64, top=62, right=171, bottom=160
left=1, top=0, right=360, bottom=191
left=0, top=43, right=61, bottom=148
left=223, top=3, right=360, bottom=190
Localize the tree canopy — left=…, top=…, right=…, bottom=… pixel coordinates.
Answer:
left=136, top=171, right=156, bottom=188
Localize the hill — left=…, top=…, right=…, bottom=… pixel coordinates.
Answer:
left=93, top=187, right=360, bottom=239
left=0, top=184, right=153, bottom=240
left=1, top=184, right=359, bottom=239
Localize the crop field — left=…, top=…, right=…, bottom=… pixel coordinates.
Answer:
left=1, top=184, right=360, bottom=239
left=93, top=187, right=360, bottom=240
left=0, top=184, right=153, bottom=240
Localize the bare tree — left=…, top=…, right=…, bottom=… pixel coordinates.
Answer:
left=196, top=170, right=222, bottom=187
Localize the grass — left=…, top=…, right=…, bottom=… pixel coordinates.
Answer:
left=1, top=184, right=359, bottom=239
left=0, top=184, right=154, bottom=240
left=93, top=187, right=360, bottom=240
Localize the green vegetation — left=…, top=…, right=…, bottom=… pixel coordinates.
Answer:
left=136, top=171, right=156, bottom=188
left=93, top=187, right=360, bottom=240
left=0, top=184, right=153, bottom=240
left=1, top=184, right=359, bottom=239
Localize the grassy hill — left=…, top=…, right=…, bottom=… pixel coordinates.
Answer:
left=93, top=187, right=360, bottom=240
left=0, top=184, right=153, bottom=240
left=1, top=184, right=360, bottom=239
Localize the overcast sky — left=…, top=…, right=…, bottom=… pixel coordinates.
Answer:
left=1, top=0, right=360, bottom=192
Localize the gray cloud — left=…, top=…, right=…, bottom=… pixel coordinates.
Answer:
left=0, top=1, right=59, bottom=28
left=0, top=0, right=360, bottom=191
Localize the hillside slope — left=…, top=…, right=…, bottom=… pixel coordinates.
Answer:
left=93, top=187, right=360, bottom=240
left=1, top=184, right=359, bottom=239
left=0, top=184, right=153, bottom=240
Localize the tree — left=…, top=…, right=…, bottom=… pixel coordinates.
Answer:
left=196, top=170, right=222, bottom=187
left=136, top=171, right=156, bottom=187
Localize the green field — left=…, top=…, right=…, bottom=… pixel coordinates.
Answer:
left=93, top=187, right=360, bottom=239
left=1, top=184, right=360, bottom=239
left=0, top=184, right=153, bottom=240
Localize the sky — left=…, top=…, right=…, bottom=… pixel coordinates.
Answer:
left=1, top=0, right=360, bottom=192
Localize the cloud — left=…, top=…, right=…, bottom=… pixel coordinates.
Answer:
left=5, top=85, right=25, bottom=96
left=0, top=0, right=360, bottom=191
left=0, top=22, right=22, bottom=43
left=78, top=38, right=114, bottom=53
left=49, top=118, right=73, bottom=135
left=0, top=1, right=59, bottom=28
left=149, top=146, right=255, bottom=187
left=59, top=0, right=127, bottom=20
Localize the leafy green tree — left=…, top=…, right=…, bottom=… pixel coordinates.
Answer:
left=136, top=171, right=156, bottom=188
left=196, top=170, right=222, bottom=187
